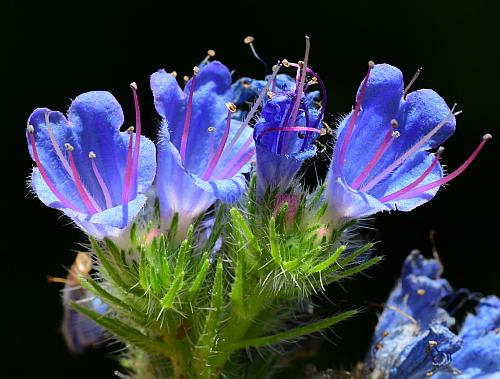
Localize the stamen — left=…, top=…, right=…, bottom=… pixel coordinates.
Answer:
left=202, top=103, right=236, bottom=180
left=170, top=71, right=177, bottom=78
left=378, top=146, right=444, bottom=203
left=179, top=66, right=199, bottom=163
left=44, top=111, right=73, bottom=177
left=244, top=36, right=268, bottom=75
left=289, top=36, right=311, bottom=130
left=216, top=134, right=255, bottom=179
left=337, top=60, right=375, bottom=170
left=65, top=143, right=99, bottom=214
left=27, top=125, right=81, bottom=212
left=218, top=61, right=282, bottom=164
left=395, top=134, right=492, bottom=200
left=258, top=126, right=322, bottom=139
left=89, top=152, right=113, bottom=209
left=361, top=105, right=456, bottom=192
left=123, top=82, right=142, bottom=203
left=350, top=119, right=399, bottom=189
left=200, top=49, right=216, bottom=66
left=121, top=127, right=134, bottom=205
left=403, top=67, right=422, bottom=97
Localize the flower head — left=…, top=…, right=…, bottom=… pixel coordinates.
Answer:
left=253, top=41, right=325, bottom=198
left=151, top=61, right=255, bottom=237
left=368, top=251, right=500, bottom=379
left=326, top=63, right=491, bottom=224
left=26, top=87, right=156, bottom=239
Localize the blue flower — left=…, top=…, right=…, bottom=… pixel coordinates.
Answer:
left=151, top=62, right=255, bottom=238
left=253, top=57, right=325, bottom=198
left=26, top=87, right=156, bottom=239
left=326, top=63, right=491, bottom=224
left=368, top=251, right=500, bottom=379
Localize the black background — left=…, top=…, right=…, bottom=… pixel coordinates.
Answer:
left=7, top=0, right=499, bottom=378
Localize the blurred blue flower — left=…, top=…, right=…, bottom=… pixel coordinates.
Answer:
left=151, top=62, right=254, bottom=238
left=368, top=251, right=500, bottom=379
left=326, top=63, right=490, bottom=224
left=26, top=89, right=156, bottom=239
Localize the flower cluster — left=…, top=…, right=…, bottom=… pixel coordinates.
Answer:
left=367, top=251, right=499, bottom=379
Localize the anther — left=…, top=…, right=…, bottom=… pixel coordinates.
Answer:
left=483, top=133, right=493, bottom=141
left=88, top=151, right=96, bottom=159
left=130, top=82, right=138, bottom=91
left=241, top=79, right=250, bottom=89
left=382, top=331, right=389, bottom=338
left=243, top=36, right=254, bottom=44
left=207, top=49, right=215, bottom=57
left=282, top=59, right=290, bottom=67
left=437, top=146, right=445, bottom=155
left=127, top=126, right=135, bottom=134
left=426, top=371, right=434, bottom=377
left=417, top=288, right=426, bottom=295
left=308, top=77, right=318, bottom=86
left=207, top=126, right=216, bottom=132
left=428, top=340, right=438, bottom=347
left=266, top=90, right=274, bottom=99
left=391, top=119, right=398, bottom=128
left=375, top=343, right=383, bottom=350
left=226, top=102, right=237, bottom=113
left=368, top=60, right=375, bottom=68
left=171, top=71, right=177, bottom=78
left=65, top=143, right=74, bottom=151
left=392, top=131, right=401, bottom=138
left=298, top=60, right=304, bottom=68
left=244, top=36, right=268, bottom=74
left=183, top=75, right=190, bottom=84
left=193, top=66, right=200, bottom=76
left=27, top=124, right=34, bottom=133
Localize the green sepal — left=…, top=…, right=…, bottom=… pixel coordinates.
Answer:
left=325, top=256, right=382, bottom=285
left=71, top=302, right=169, bottom=355
left=309, top=245, right=346, bottom=274
left=187, top=251, right=210, bottom=302
left=230, top=207, right=260, bottom=254
left=160, top=271, right=185, bottom=309
left=268, top=217, right=282, bottom=266
left=229, top=309, right=357, bottom=351
left=91, top=238, right=130, bottom=291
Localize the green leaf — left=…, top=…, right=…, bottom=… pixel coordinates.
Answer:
left=325, top=256, right=382, bottom=285
left=71, top=302, right=169, bottom=355
left=229, top=309, right=357, bottom=351
left=309, top=245, right=346, bottom=274
left=79, top=277, right=146, bottom=322
left=160, top=271, right=185, bottom=309
left=91, top=238, right=130, bottom=291
left=268, top=217, right=282, bottom=266
left=187, top=252, right=210, bottom=302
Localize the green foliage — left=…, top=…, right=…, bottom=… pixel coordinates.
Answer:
left=78, top=177, right=379, bottom=378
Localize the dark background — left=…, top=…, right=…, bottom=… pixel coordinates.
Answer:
left=7, top=0, right=499, bottom=377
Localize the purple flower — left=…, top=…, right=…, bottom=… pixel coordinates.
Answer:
left=26, top=87, right=156, bottom=239
left=368, top=251, right=500, bottom=379
left=151, top=62, right=255, bottom=237
left=326, top=63, right=491, bottom=224
left=253, top=49, right=325, bottom=198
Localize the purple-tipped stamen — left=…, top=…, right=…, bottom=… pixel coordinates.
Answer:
left=394, top=134, right=492, bottom=201
left=65, top=143, right=99, bottom=214
left=202, top=103, right=236, bottom=180
left=337, top=61, right=375, bottom=170
left=89, top=151, right=113, bottom=209
left=378, top=146, right=444, bottom=203
left=350, top=120, right=399, bottom=190
left=361, top=106, right=456, bottom=192
left=180, top=67, right=199, bottom=163
left=27, top=125, right=82, bottom=212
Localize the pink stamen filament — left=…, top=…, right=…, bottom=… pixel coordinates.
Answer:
left=350, top=125, right=396, bottom=190
left=361, top=106, right=456, bottom=192
left=216, top=134, right=255, bottom=179
left=394, top=134, right=491, bottom=201
left=128, top=83, right=141, bottom=201
left=89, top=152, right=113, bottom=209
left=28, top=127, right=82, bottom=212
left=202, top=107, right=233, bottom=180
left=378, top=148, right=443, bottom=203
left=180, top=69, right=198, bottom=163
left=258, top=126, right=321, bottom=139
left=218, top=62, right=282, bottom=164
left=121, top=130, right=134, bottom=205
left=66, top=145, right=99, bottom=214
left=337, top=62, right=374, bottom=170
